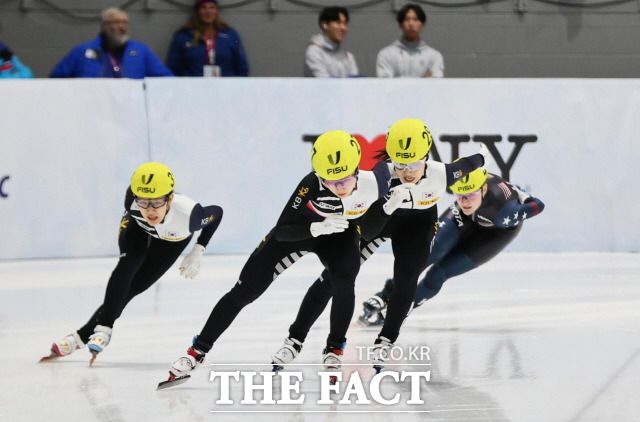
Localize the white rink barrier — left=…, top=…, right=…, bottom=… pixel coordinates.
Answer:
left=1, top=78, right=638, bottom=259
left=1, top=79, right=149, bottom=260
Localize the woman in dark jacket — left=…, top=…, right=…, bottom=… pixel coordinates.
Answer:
left=166, top=0, right=249, bottom=77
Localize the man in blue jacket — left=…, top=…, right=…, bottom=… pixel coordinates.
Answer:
left=50, top=8, right=172, bottom=79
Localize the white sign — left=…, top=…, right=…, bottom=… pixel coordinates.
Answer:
left=1, top=78, right=638, bottom=259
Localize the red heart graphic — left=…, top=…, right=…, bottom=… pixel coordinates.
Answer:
left=353, top=134, right=386, bottom=170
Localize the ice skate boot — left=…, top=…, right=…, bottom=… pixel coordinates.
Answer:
left=322, top=345, right=344, bottom=385
left=371, top=336, right=393, bottom=374
left=358, top=295, right=387, bottom=326
left=157, top=347, right=206, bottom=390
left=40, top=332, right=85, bottom=362
left=271, top=337, right=303, bottom=372
left=87, top=325, right=112, bottom=365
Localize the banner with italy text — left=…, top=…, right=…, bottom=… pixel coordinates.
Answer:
left=144, top=78, right=640, bottom=254
left=1, top=78, right=637, bottom=259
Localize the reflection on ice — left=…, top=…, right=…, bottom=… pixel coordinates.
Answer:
left=0, top=252, right=639, bottom=421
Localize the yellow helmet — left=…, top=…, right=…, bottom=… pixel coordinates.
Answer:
left=311, top=130, right=361, bottom=180
left=450, top=166, right=488, bottom=194
left=130, top=162, right=175, bottom=198
left=385, top=118, right=433, bottom=163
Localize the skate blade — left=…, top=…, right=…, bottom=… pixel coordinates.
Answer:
left=373, top=365, right=383, bottom=374
left=89, top=351, right=98, bottom=366
left=357, top=315, right=372, bottom=326
left=39, top=353, right=60, bottom=362
left=157, top=375, right=191, bottom=390
left=272, top=364, right=284, bottom=373
left=357, top=315, right=382, bottom=327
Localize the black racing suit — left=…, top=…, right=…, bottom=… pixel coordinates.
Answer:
left=76, top=188, right=222, bottom=342
left=193, top=168, right=389, bottom=353
left=283, top=154, right=485, bottom=344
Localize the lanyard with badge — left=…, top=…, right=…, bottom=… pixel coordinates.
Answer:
left=203, top=32, right=220, bottom=77
left=106, top=52, right=122, bottom=78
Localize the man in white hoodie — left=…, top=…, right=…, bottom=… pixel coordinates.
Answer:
left=376, top=3, right=444, bottom=78
left=304, top=6, right=360, bottom=78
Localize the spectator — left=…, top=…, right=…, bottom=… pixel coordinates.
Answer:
left=0, top=21, right=33, bottom=78
left=166, top=0, right=249, bottom=77
left=304, top=6, right=360, bottom=78
left=49, top=7, right=172, bottom=79
left=376, top=3, right=444, bottom=78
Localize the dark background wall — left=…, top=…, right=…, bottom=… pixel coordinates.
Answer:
left=1, top=0, right=639, bottom=78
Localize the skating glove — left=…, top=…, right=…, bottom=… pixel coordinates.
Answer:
left=180, top=244, right=205, bottom=279
left=478, top=142, right=491, bottom=167
left=383, top=183, right=413, bottom=215
left=310, top=215, right=349, bottom=237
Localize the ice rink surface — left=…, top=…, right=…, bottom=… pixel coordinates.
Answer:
left=1, top=252, right=639, bottom=422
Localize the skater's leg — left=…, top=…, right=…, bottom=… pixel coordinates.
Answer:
left=87, top=230, right=190, bottom=358
left=92, top=218, right=150, bottom=329
left=79, top=236, right=191, bottom=342
left=271, top=269, right=331, bottom=371
left=414, top=225, right=521, bottom=307
left=316, top=227, right=361, bottom=349
left=108, top=235, right=191, bottom=326
left=47, top=217, right=147, bottom=358
left=168, top=236, right=312, bottom=381
left=195, top=236, right=311, bottom=353
left=414, top=254, right=474, bottom=307
left=288, top=271, right=333, bottom=342
left=289, top=235, right=388, bottom=339
left=378, top=210, right=437, bottom=344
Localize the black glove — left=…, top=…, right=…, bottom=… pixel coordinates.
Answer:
left=524, top=196, right=545, bottom=214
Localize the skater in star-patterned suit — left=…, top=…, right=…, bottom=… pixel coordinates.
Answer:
left=365, top=169, right=545, bottom=318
